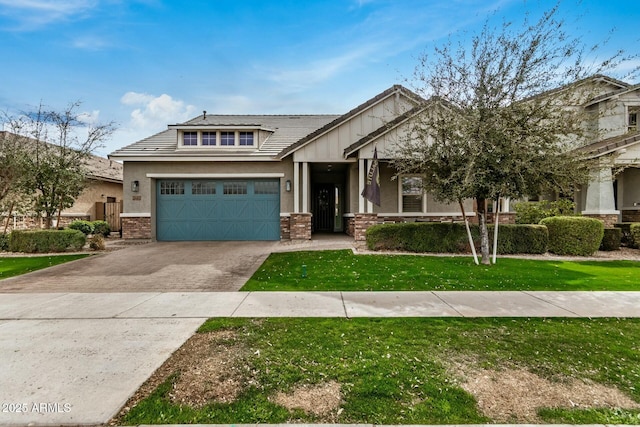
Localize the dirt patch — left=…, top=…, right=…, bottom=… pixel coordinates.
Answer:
left=109, top=329, right=251, bottom=424
left=270, top=381, right=342, bottom=417
left=456, top=366, right=640, bottom=422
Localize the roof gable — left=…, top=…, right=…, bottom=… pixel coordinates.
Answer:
left=276, top=85, right=424, bottom=159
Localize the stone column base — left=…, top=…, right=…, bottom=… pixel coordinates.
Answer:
left=354, top=213, right=378, bottom=241
left=582, top=212, right=620, bottom=228
left=290, top=213, right=312, bottom=240
left=122, top=216, right=151, bottom=239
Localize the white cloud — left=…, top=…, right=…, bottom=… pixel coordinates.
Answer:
left=0, top=0, right=98, bottom=29
left=120, top=91, right=196, bottom=130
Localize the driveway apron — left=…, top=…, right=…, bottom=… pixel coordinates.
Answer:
left=0, top=241, right=276, bottom=426
left=0, top=241, right=278, bottom=292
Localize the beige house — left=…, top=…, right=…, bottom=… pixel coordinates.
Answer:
left=1, top=131, right=123, bottom=232
left=109, top=77, right=640, bottom=241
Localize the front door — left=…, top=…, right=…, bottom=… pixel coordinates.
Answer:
left=312, top=183, right=334, bottom=232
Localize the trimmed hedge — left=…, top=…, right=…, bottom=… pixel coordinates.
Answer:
left=631, top=223, right=640, bottom=249
left=91, top=220, right=111, bottom=237
left=9, top=229, right=86, bottom=253
left=513, top=199, right=576, bottom=224
left=69, top=220, right=94, bottom=235
left=0, top=233, right=9, bottom=251
left=366, top=222, right=548, bottom=254
left=600, top=228, right=621, bottom=251
left=539, top=216, right=604, bottom=256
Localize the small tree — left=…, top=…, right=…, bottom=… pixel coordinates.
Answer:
left=391, top=4, right=632, bottom=264
left=3, top=102, right=115, bottom=228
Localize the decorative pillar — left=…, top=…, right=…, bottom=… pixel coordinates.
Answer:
left=302, top=162, right=309, bottom=213
left=289, top=213, right=312, bottom=240
left=293, top=162, right=300, bottom=213
left=354, top=213, right=378, bottom=242
left=582, top=165, right=620, bottom=226
left=358, top=158, right=366, bottom=213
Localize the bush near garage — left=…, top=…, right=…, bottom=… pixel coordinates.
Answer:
left=91, top=220, right=111, bottom=237
left=366, top=222, right=548, bottom=254
left=0, top=233, right=9, bottom=251
left=631, top=223, right=640, bottom=249
left=68, top=220, right=94, bottom=235
left=599, top=228, right=622, bottom=251
left=539, top=216, right=604, bottom=256
left=9, top=229, right=86, bottom=253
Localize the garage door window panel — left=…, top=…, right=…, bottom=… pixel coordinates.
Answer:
left=160, top=181, right=185, bottom=195
left=192, top=181, right=216, bottom=195
left=224, top=182, right=248, bottom=195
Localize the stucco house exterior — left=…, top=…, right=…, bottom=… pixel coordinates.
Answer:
left=1, top=130, right=123, bottom=232
left=109, top=76, right=640, bottom=241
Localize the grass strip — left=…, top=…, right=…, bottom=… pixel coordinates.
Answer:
left=0, top=254, right=89, bottom=279
left=120, top=317, right=640, bottom=425
left=242, top=249, right=640, bottom=291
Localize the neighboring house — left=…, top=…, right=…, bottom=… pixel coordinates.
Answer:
left=109, top=76, right=640, bottom=242
left=0, top=131, right=123, bottom=232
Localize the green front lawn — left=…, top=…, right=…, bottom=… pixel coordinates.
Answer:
left=119, top=317, right=640, bottom=425
left=241, top=250, right=640, bottom=291
left=0, top=254, right=89, bottom=279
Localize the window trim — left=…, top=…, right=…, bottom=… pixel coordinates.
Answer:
left=628, top=105, right=639, bottom=133
left=398, top=175, right=426, bottom=213
left=179, top=130, right=257, bottom=148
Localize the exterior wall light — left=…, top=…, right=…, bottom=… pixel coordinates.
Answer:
left=131, top=180, right=140, bottom=192
left=285, top=180, right=292, bottom=192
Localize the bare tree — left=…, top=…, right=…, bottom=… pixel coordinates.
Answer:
left=391, top=4, right=634, bottom=264
left=3, top=102, right=116, bottom=228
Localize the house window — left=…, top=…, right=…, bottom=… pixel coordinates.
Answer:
left=192, top=181, right=216, bottom=195
left=160, top=181, right=185, bottom=195
left=183, top=131, right=198, bottom=146
left=220, top=131, right=235, bottom=146
left=239, top=131, right=254, bottom=146
left=628, top=106, right=639, bottom=132
left=401, top=176, right=424, bottom=212
left=255, top=181, right=278, bottom=194
left=202, top=131, right=216, bottom=146
left=224, top=182, right=247, bottom=195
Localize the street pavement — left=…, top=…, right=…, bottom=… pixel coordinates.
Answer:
left=1, top=240, right=639, bottom=426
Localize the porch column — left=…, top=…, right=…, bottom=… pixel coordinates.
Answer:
left=582, top=164, right=620, bottom=227
left=293, top=161, right=300, bottom=213
left=358, top=158, right=366, bottom=212
left=302, top=161, right=309, bottom=213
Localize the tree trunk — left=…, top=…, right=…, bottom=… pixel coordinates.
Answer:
left=477, top=197, right=491, bottom=265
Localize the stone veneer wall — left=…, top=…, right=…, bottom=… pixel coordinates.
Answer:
left=582, top=213, right=619, bottom=228
left=346, top=217, right=355, bottom=237
left=289, top=213, right=312, bottom=240
left=280, top=216, right=291, bottom=240
left=354, top=213, right=378, bottom=241
left=122, top=217, right=151, bottom=239
left=622, top=210, right=640, bottom=223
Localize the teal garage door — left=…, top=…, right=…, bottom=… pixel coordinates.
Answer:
left=156, top=179, right=280, bottom=241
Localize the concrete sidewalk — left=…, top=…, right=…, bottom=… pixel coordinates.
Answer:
left=1, top=290, right=639, bottom=426
left=2, top=290, right=640, bottom=320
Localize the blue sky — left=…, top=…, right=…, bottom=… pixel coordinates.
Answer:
left=0, top=0, right=638, bottom=157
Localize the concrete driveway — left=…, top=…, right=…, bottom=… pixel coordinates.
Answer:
left=0, top=241, right=279, bottom=292
left=0, top=240, right=280, bottom=426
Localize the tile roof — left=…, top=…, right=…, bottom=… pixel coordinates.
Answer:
left=577, top=131, right=640, bottom=158
left=109, top=115, right=340, bottom=158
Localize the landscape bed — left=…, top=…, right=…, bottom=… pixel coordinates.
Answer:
left=114, top=317, right=640, bottom=425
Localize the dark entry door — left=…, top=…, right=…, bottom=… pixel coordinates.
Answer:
left=312, top=184, right=334, bottom=232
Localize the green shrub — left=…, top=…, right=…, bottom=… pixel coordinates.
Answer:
left=488, top=224, right=548, bottom=254
left=88, top=234, right=106, bottom=251
left=539, top=216, right=604, bottom=256
left=9, top=229, right=86, bottom=253
left=91, top=220, right=111, bottom=237
left=0, top=233, right=9, bottom=251
left=366, top=222, right=548, bottom=254
left=600, top=228, right=621, bottom=251
left=614, top=223, right=635, bottom=247
left=514, top=199, right=576, bottom=224
left=631, top=223, right=640, bottom=249
left=69, top=220, right=94, bottom=235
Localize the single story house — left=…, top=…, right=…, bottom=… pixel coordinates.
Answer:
left=109, top=76, right=640, bottom=241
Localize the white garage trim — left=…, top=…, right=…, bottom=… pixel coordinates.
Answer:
left=146, top=173, right=285, bottom=178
